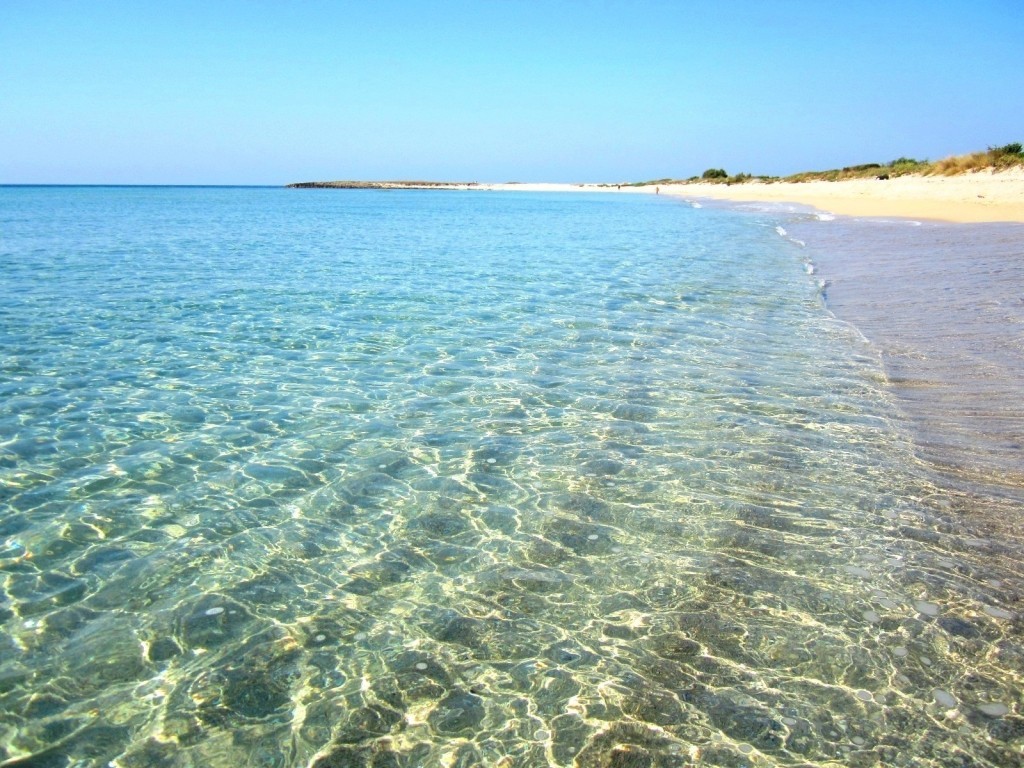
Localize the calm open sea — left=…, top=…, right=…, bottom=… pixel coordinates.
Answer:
left=1, top=187, right=1021, bottom=767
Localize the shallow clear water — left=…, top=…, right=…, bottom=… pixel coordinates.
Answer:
left=1, top=187, right=1021, bottom=767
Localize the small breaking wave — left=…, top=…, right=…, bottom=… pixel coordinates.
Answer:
left=774, top=224, right=806, bottom=247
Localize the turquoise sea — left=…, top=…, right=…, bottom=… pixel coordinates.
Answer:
left=1, top=186, right=1021, bottom=767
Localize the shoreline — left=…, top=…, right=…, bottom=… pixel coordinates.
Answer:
left=472, top=169, right=1024, bottom=223
left=659, top=168, right=1024, bottom=223
left=787, top=216, right=1024, bottom=502
left=284, top=170, right=1024, bottom=223
left=481, top=177, right=1024, bottom=507
left=280, top=175, right=1024, bottom=493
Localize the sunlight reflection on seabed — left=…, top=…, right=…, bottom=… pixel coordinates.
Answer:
left=0, top=187, right=1021, bottom=767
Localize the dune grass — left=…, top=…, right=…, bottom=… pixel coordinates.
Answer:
left=930, top=143, right=1024, bottom=175
left=659, top=144, right=1024, bottom=186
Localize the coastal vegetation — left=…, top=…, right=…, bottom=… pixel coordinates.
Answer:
left=931, top=143, right=1024, bottom=174
left=287, top=144, right=1022, bottom=191
left=668, top=143, right=1024, bottom=186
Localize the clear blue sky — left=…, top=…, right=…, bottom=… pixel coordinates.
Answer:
left=2, top=0, right=1022, bottom=184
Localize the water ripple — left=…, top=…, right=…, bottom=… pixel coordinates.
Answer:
left=1, top=188, right=1021, bottom=767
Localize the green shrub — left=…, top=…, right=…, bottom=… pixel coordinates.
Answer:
left=991, top=142, right=1022, bottom=156
left=888, top=157, right=927, bottom=177
left=702, top=168, right=728, bottom=179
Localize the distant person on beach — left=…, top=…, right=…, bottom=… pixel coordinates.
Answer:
left=656, top=187, right=659, bottom=195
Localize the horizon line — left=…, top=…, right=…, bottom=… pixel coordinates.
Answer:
left=0, top=183, right=286, bottom=189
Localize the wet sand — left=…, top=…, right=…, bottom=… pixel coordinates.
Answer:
left=661, top=173, right=1024, bottom=503
left=787, top=217, right=1024, bottom=497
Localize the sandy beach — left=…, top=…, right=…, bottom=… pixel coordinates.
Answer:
left=478, top=168, right=1024, bottom=223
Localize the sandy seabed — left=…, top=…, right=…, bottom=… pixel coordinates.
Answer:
left=476, top=168, right=1024, bottom=223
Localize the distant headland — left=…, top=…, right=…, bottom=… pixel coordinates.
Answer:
left=286, top=180, right=478, bottom=190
